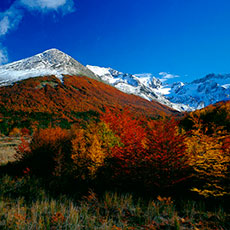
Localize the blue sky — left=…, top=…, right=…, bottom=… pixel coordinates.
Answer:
left=1, top=0, right=230, bottom=82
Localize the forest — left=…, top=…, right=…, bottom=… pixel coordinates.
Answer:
left=0, top=100, right=229, bottom=229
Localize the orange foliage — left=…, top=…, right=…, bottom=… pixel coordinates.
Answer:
left=145, top=118, right=189, bottom=187
left=70, top=121, right=120, bottom=179
left=0, top=75, right=177, bottom=125
left=9, top=127, right=21, bottom=137
left=71, top=124, right=106, bottom=178
left=101, top=107, right=147, bottom=165
left=101, top=108, right=189, bottom=188
left=16, top=126, right=72, bottom=177
left=222, top=136, right=230, bottom=155
left=30, top=126, right=70, bottom=151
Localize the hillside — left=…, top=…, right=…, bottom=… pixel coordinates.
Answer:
left=0, top=74, right=178, bottom=134
left=87, top=65, right=230, bottom=111
left=0, top=48, right=98, bottom=86
left=180, top=100, right=230, bottom=132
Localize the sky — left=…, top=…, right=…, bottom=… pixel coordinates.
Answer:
left=1, top=0, right=230, bottom=82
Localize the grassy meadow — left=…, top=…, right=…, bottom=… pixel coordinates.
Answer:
left=0, top=173, right=230, bottom=229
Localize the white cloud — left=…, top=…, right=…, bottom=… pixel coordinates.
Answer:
left=0, top=5, right=23, bottom=37
left=0, top=0, right=75, bottom=64
left=19, top=0, right=75, bottom=14
left=159, top=72, right=180, bottom=82
left=0, top=0, right=75, bottom=36
left=134, top=73, right=153, bottom=78
left=0, top=17, right=10, bottom=36
left=0, top=45, right=8, bottom=65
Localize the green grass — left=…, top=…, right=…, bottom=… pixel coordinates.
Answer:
left=0, top=174, right=229, bottom=230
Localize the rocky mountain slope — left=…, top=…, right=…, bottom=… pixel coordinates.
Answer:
left=167, top=74, right=230, bottom=110
left=87, top=65, right=230, bottom=111
left=0, top=49, right=179, bottom=134
left=0, top=48, right=98, bottom=86
left=87, top=65, right=191, bottom=111
left=0, top=48, right=229, bottom=112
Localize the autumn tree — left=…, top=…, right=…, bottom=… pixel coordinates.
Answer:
left=101, top=107, right=190, bottom=190
left=16, top=126, right=72, bottom=177
left=101, top=107, right=147, bottom=183
left=185, top=114, right=230, bottom=197
left=71, top=121, right=119, bottom=180
left=144, top=118, right=190, bottom=189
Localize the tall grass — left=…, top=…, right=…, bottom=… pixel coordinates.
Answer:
left=0, top=174, right=229, bottom=230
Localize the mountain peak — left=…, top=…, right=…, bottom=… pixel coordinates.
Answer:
left=43, top=48, right=62, bottom=53
left=0, top=48, right=98, bottom=86
left=40, top=48, right=71, bottom=59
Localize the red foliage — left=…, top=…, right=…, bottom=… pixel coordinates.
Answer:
left=145, top=118, right=189, bottom=187
left=21, top=128, right=30, bottom=136
left=15, top=137, right=31, bottom=161
left=102, top=108, right=189, bottom=188
left=101, top=107, right=147, bottom=166
left=0, top=75, right=177, bottom=125
left=222, top=136, right=230, bottom=155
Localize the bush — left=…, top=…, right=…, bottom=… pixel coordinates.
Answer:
left=71, top=121, right=119, bottom=181
left=16, top=127, right=72, bottom=178
left=101, top=108, right=191, bottom=191
left=9, top=127, right=21, bottom=137
left=20, top=127, right=30, bottom=136
left=185, top=114, right=230, bottom=198
left=15, top=123, right=116, bottom=184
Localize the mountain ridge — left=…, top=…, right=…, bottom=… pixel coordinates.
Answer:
left=87, top=65, right=230, bottom=111
left=0, top=48, right=229, bottom=112
left=87, top=65, right=192, bottom=112
left=0, top=48, right=99, bottom=86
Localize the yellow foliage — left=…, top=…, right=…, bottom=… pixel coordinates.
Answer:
left=71, top=123, right=107, bottom=178
left=186, top=114, right=230, bottom=197
left=9, top=128, right=21, bottom=137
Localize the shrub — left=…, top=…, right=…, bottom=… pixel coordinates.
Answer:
left=185, top=114, right=230, bottom=197
left=9, top=127, right=21, bottom=137
left=16, top=127, right=72, bottom=178
left=101, top=108, right=190, bottom=191
left=20, top=127, right=30, bottom=136
left=71, top=121, right=119, bottom=181
left=15, top=122, right=117, bottom=184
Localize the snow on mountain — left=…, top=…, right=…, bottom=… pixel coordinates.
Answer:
left=0, top=48, right=98, bottom=86
left=166, top=74, right=230, bottom=110
left=1, top=48, right=228, bottom=112
left=88, top=65, right=230, bottom=111
left=87, top=65, right=191, bottom=111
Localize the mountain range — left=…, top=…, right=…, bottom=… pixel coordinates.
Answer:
left=0, top=48, right=98, bottom=86
left=0, top=49, right=180, bottom=134
left=0, top=48, right=229, bottom=112
left=87, top=66, right=230, bottom=111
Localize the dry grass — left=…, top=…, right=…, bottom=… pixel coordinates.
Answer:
left=0, top=137, right=21, bottom=165
left=0, top=178, right=229, bottom=230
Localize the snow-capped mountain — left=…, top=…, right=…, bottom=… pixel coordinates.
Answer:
left=166, top=74, right=230, bottom=110
left=87, top=65, right=191, bottom=111
left=87, top=65, right=230, bottom=111
left=0, top=48, right=98, bottom=86
left=0, top=48, right=229, bottom=112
